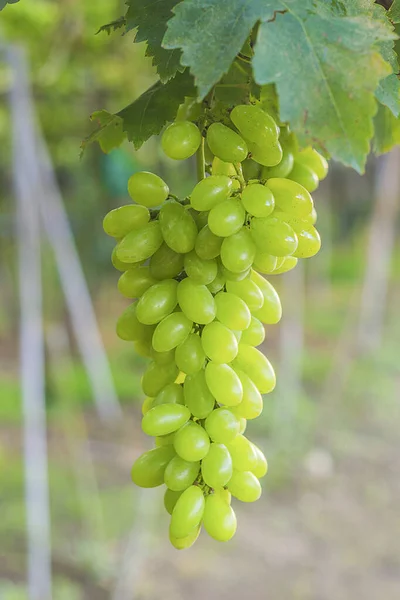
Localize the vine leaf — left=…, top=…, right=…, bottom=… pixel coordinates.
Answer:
left=253, top=6, right=395, bottom=172
left=0, top=0, right=19, bottom=9
left=96, top=17, right=126, bottom=36
left=388, top=0, right=400, bottom=24
left=373, top=103, right=400, bottom=154
left=126, top=0, right=184, bottom=83
left=81, top=111, right=125, bottom=156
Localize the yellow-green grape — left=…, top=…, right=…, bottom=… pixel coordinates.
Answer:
left=240, top=316, right=265, bottom=347
left=206, top=122, right=248, bottom=163
left=175, top=333, right=206, bottom=375
left=164, top=456, right=200, bottom=491
left=253, top=249, right=278, bottom=274
left=242, top=158, right=261, bottom=180
left=250, top=270, right=282, bottom=324
left=195, top=210, right=210, bottom=229
left=220, top=228, right=256, bottom=273
left=238, top=417, right=247, bottom=434
left=133, top=339, right=152, bottom=358
left=230, top=104, right=278, bottom=148
left=250, top=216, right=298, bottom=257
left=174, top=421, right=210, bottom=462
left=205, top=362, right=243, bottom=407
left=241, top=183, right=275, bottom=218
left=292, top=226, right=321, bottom=258
left=183, top=370, right=215, bottom=419
left=250, top=443, right=268, bottom=478
left=112, top=246, right=138, bottom=272
left=296, top=147, right=329, bottom=180
left=149, top=243, right=184, bottom=280
left=151, top=347, right=176, bottom=365
left=201, top=321, right=238, bottom=364
left=176, top=97, right=202, bottom=122
left=184, top=250, right=218, bottom=285
left=141, top=361, right=179, bottom=397
left=225, top=278, right=264, bottom=311
left=310, top=206, right=317, bottom=225
left=207, top=267, right=226, bottom=294
left=116, top=221, right=163, bottom=263
left=233, top=344, right=276, bottom=394
left=142, top=404, right=190, bottom=437
left=262, top=150, right=294, bottom=179
left=219, top=488, right=232, bottom=504
left=103, top=205, right=150, bottom=238
left=190, top=175, right=233, bottom=211
left=136, top=279, right=178, bottom=325
left=164, top=488, right=183, bottom=515
left=266, top=178, right=313, bottom=217
left=230, top=369, right=263, bottom=420
left=177, top=278, right=216, bottom=324
left=195, top=225, right=223, bottom=260
left=272, top=210, right=315, bottom=232
left=128, top=171, right=169, bottom=208
left=131, top=446, right=175, bottom=488
left=271, top=256, right=298, bottom=274
left=226, top=434, right=257, bottom=471
left=208, top=198, right=246, bottom=238
left=205, top=407, right=240, bottom=444
left=227, top=470, right=261, bottom=502
left=211, top=158, right=240, bottom=190
left=152, top=383, right=184, bottom=406
left=247, top=138, right=283, bottom=167
left=288, top=161, right=319, bottom=192
left=159, top=200, right=198, bottom=253
left=152, top=312, right=193, bottom=353
left=118, top=266, right=157, bottom=298
left=169, top=524, right=201, bottom=550
left=215, top=291, right=251, bottom=330
left=170, top=485, right=205, bottom=538
left=156, top=432, right=176, bottom=446
left=161, top=121, right=202, bottom=160
left=203, top=492, right=237, bottom=542
left=141, top=397, right=154, bottom=415
left=201, top=443, right=233, bottom=488
left=220, top=264, right=251, bottom=282
left=116, top=303, right=154, bottom=342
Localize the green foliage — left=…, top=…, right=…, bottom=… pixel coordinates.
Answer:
left=388, top=0, right=400, bottom=24
left=373, top=103, right=400, bottom=153
left=0, top=0, right=19, bottom=10
left=81, top=111, right=125, bottom=155
left=96, top=16, right=126, bottom=35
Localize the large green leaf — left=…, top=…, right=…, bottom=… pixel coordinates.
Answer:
left=388, top=0, right=400, bottom=24
left=0, top=0, right=19, bottom=9
left=253, top=6, right=394, bottom=172
left=81, top=111, right=126, bottom=156
left=126, top=0, right=183, bottom=83
left=373, top=103, right=400, bottom=154
left=163, top=0, right=282, bottom=99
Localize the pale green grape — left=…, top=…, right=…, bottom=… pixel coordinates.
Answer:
left=152, top=312, right=193, bottom=353
left=128, top=171, right=169, bottom=208
left=170, top=485, right=205, bottom=539
left=141, top=403, right=190, bottom=437
left=296, top=147, right=328, bottom=180
left=141, top=397, right=154, bottom=415
left=288, top=161, right=319, bottom=192
left=250, top=443, right=268, bottom=478
left=220, top=227, right=256, bottom=273
left=240, top=316, right=265, bottom=346
left=262, top=150, right=294, bottom=179
left=206, top=122, right=248, bottom=163
left=131, top=445, right=175, bottom=488
left=112, top=246, right=138, bottom=272
left=241, top=183, right=275, bottom=218
left=149, top=243, right=184, bottom=279
left=195, top=210, right=209, bottom=229
left=227, top=470, right=261, bottom=502
left=183, top=371, right=215, bottom=419
left=164, top=456, right=200, bottom=491
left=233, top=344, right=276, bottom=394
left=116, top=221, right=163, bottom=263
left=133, top=339, right=152, bottom=358
left=205, top=362, right=243, bottom=407
left=273, top=210, right=316, bottom=232
left=250, top=270, right=282, bottom=324
left=226, top=434, right=257, bottom=472
left=150, top=347, right=176, bottom=365
left=271, top=256, right=298, bottom=274
left=230, top=104, right=278, bottom=147
left=195, top=225, right=223, bottom=260
left=159, top=200, right=197, bottom=253
left=177, top=278, right=216, bottom=324
left=175, top=333, right=206, bottom=374
left=103, top=204, right=150, bottom=238
left=242, top=158, right=261, bottom=180
left=204, top=408, right=240, bottom=444
left=226, top=278, right=264, bottom=311
left=203, top=492, right=237, bottom=542
left=190, top=175, right=233, bottom=211
left=174, top=421, right=210, bottom=462
left=116, top=303, right=154, bottom=342
left=184, top=250, right=218, bottom=284
left=238, top=417, right=247, bottom=434
left=201, top=321, right=238, bottom=364
left=207, top=268, right=226, bottom=294
left=250, top=217, right=298, bottom=257
left=176, top=97, right=202, bottom=122
left=141, top=361, right=179, bottom=397
left=164, top=488, right=183, bottom=515
left=161, top=121, right=201, bottom=160
left=292, top=226, right=321, bottom=258
left=169, top=524, right=201, bottom=549
left=253, top=250, right=278, bottom=274
left=220, top=264, right=251, bottom=282
left=136, top=279, right=178, bottom=325
left=201, top=443, right=233, bottom=488
left=266, top=178, right=313, bottom=216
left=152, top=383, right=184, bottom=406
left=230, top=369, right=263, bottom=420
left=155, top=432, right=176, bottom=446
left=118, top=266, right=157, bottom=298
left=211, top=158, right=241, bottom=191
left=208, top=198, right=245, bottom=237
left=247, top=138, right=283, bottom=167
left=215, top=291, right=251, bottom=330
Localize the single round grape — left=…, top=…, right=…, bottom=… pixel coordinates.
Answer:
left=220, top=265, right=251, bottom=283
left=190, top=175, right=233, bottom=211
left=207, top=268, right=226, bottom=294
left=177, top=278, right=216, bottom=325
left=152, top=312, right=193, bottom=353
left=266, top=178, right=313, bottom=217
left=242, top=158, right=261, bottom=180
left=118, top=266, right=157, bottom=299
left=141, top=396, right=154, bottom=415
left=151, top=347, right=176, bottom=365
left=220, top=227, right=256, bottom=273
left=219, top=488, right=232, bottom=505
left=247, top=138, right=283, bottom=167
left=205, top=362, right=243, bottom=407
left=201, top=443, right=233, bottom=488
left=203, top=492, right=237, bottom=542
left=136, top=279, right=178, bottom=325
left=296, top=147, right=328, bottom=180
left=262, top=150, right=294, bottom=179
left=208, top=198, right=245, bottom=237
left=227, top=470, right=261, bottom=502
left=149, top=243, right=184, bottom=280
left=169, top=524, right=201, bottom=550
left=170, top=485, right=205, bottom=539
left=215, top=291, right=251, bottom=330
left=159, top=200, right=197, bottom=253
left=226, top=434, right=257, bottom=472
left=226, top=278, right=264, bottom=311
left=141, top=361, right=179, bottom=397
left=142, top=403, right=190, bottom=437
left=155, top=432, right=176, bottom=446
left=201, top=321, right=238, bottom=364
left=271, top=256, right=298, bottom=274
left=250, top=443, right=268, bottom=478
left=241, top=183, right=275, bottom=218
left=195, top=210, right=210, bottom=229
left=292, top=226, right=321, bottom=258
left=175, top=333, right=206, bottom=374
left=288, top=161, right=319, bottom=192
left=176, top=97, right=202, bottom=122
left=112, top=245, right=138, bottom=272
left=206, top=122, right=248, bottom=163
left=116, top=303, right=154, bottom=342
left=128, top=171, right=169, bottom=207
left=133, top=339, right=153, bottom=358
left=204, top=408, right=240, bottom=444
left=230, top=104, right=278, bottom=147
left=164, top=488, right=183, bottom=515
left=116, top=221, right=163, bottom=263
left=161, top=121, right=202, bottom=160
left=103, top=204, right=150, bottom=238
left=253, top=250, right=278, bottom=274
left=211, top=158, right=241, bottom=191
left=153, top=383, right=184, bottom=406
left=183, top=371, right=215, bottom=419
left=230, top=369, right=263, bottom=419
left=233, top=344, right=276, bottom=394
left=164, top=456, right=200, bottom=491
left=250, top=217, right=298, bottom=257
left=195, top=225, right=223, bottom=260
left=250, top=270, right=282, bottom=324
left=272, top=210, right=316, bottom=233
left=173, top=421, right=210, bottom=462
left=240, top=316, right=265, bottom=346
left=131, top=445, right=175, bottom=488
left=184, top=250, right=218, bottom=285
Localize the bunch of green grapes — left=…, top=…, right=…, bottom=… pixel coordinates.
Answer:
left=102, top=102, right=328, bottom=549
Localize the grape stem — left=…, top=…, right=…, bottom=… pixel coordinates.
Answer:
left=233, top=162, right=246, bottom=188
left=196, top=137, right=205, bottom=182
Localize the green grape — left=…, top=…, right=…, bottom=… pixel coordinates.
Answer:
left=220, top=227, right=256, bottom=273
left=203, top=492, right=237, bottom=542
left=247, top=138, right=283, bottom=167
left=253, top=250, right=278, bottom=274
left=174, top=421, right=210, bottom=462
left=211, top=158, right=241, bottom=190
left=233, top=344, right=276, bottom=394
left=175, top=333, right=206, bottom=374
left=103, top=204, right=150, bottom=238
left=159, top=200, right=197, bottom=253
left=195, top=210, right=209, bottom=229
left=201, top=443, right=233, bottom=488
left=226, top=434, right=257, bottom=472
left=225, top=279, right=264, bottom=311
left=288, top=161, right=319, bottom=192
left=170, top=485, right=205, bottom=539
left=238, top=417, right=247, bottom=434
left=219, top=488, right=232, bottom=504
left=176, top=97, right=202, bottom=122
left=207, top=268, right=226, bottom=294
left=250, top=217, right=298, bottom=257
left=206, top=122, right=248, bottom=163
left=215, top=291, right=251, bottom=330
left=242, top=158, right=261, bottom=180
left=164, top=456, right=200, bottom=491
left=227, top=470, right=261, bottom=502
left=149, top=244, right=184, bottom=280
left=250, top=270, right=282, bottom=324
left=136, top=279, right=178, bottom=325
left=190, top=175, right=233, bottom=211
left=116, top=303, right=154, bottom=342
left=169, top=524, right=201, bottom=550
left=241, top=183, right=275, bottom=218
left=262, top=150, right=294, bottom=179
left=220, top=264, right=250, bottom=282
left=205, top=362, right=243, bottom=407
left=161, top=121, right=202, bottom=160
left=152, top=383, right=184, bottom=406
left=266, top=178, right=313, bottom=217
left=272, top=210, right=314, bottom=233
left=230, top=370, right=263, bottom=420
left=177, top=278, right=216, bottom=324
left=150, top=347, right=176, bottom=365
left=131, top=445, right=175, bottom=488
left=240, top=316, right=265, bottom=346
left=155, top=432, right=176, bottom=446
left=230, top=104, right=278, bottom=147
left=164, top=488, right=183, bottom=515
left=112, top=246, right=138, bottom=272
left=116, top=221, right=163, bottom=263
left=204, top=408, right=240, bottom=444
left=310, top=206, right=317, bottom=225
left=184, top=250, right=218, bottom=284
left=118, top=266, right=157, bottom=298
left=201, top=321, right=238, bottom=364
left=141, top=397, right=154, bottom=415
left=296, top=147, right=329, bottom=180
left=272, top=256, right=298, bottom=274
left=133, top=339, right=153, bottom=358
left=292, top=226, right=321, bottom=258
left=128, top=171, right=169, bottom=208
left=195, top=225, right=223, bottom=260
left=232, top=330, right=242, bottom=343
left=250, top=443, right=268, bottom=478
left=141, top=402, right=190, bottom=437
left=183, top=371, right=215, bottom=419
left=208, top=198, right=246, bottom=238
left=152, top=312, right=193, bottom=353
left=141, top=361, right=179, bottom=397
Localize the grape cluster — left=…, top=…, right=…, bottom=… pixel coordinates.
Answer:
left=103, top=102, right=328, bottom=549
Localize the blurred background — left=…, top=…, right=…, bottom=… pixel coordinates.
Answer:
left=1, top=1, right=400, bottom=599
